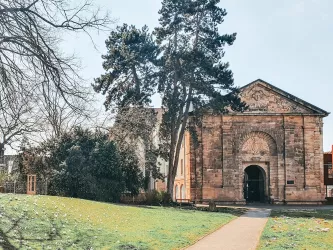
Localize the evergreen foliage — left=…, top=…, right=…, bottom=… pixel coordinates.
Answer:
left=94, top=0, right=246, bottom=195
left=19, top=127, right=143, bottom=202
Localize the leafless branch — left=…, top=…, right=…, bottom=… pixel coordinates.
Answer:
left=0, top=0, right=114, bottom=154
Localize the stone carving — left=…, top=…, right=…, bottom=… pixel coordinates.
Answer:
left=251, top=89, right=267, bottom=101
left=239, top=83, right=310, bottom=114
left=274, top=96, right=291, bottom=111
left=242, top=136, right=269, bottom=155
left=247, top=102, right=268, bottom=112
left=274, top=96, right=305, bottom=113
left=243, top=87, right=269, bottom=111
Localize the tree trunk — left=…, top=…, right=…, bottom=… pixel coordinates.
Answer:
left=167, top=168, right=174, bottom=199
left=166, top=10, right=202, bottom=198
left=167, top=125, right=177, bottom=199
left=166, top=87, right=193, bottom=199
left=0, top=143, right=5, bottom=164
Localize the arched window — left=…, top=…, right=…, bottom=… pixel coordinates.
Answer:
left=175, top=185, right=179, bottom=200
left=181, top=159, right=184, bottom=175
left=180, top=185, right=183, bottom=200
left=181, top=184, right=185, bottom=199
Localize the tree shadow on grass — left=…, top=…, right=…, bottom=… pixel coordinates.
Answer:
left=0, top=228, right=17, bottom=250
left=115, top=202, right=248, bottom=217
left=0, top=208, right=64, bottom=249
left=115, top=203, right=157, bottom=209
left=0, top=206, right=95, bottom=249
left=179, top=206, right=248, bottom=216
left=270, top=209, right=333, bottom=220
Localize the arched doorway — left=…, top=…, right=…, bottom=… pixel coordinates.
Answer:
left=244, top=165, right=265, bottom=203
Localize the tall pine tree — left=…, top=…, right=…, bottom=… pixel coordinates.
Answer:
left=93, top=24, right=159, bottom=109
left=155, top=0, right=245, bottom=197
left=94, top=0, right=246, bottom=197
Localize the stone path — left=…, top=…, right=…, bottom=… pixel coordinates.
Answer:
left=187, top=208, right=271, bottom=250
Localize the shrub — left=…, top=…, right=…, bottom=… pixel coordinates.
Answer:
left=145, top=190, right=162, bottom=206
left=0, top=172, right=6, bottom=186
left=19, top=127, right=144, bottom=202
left=142, top=190, right=174, bottom=206
left=160, top=191, right=172, bottom=205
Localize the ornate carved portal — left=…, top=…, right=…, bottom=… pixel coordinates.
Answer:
left=243, top=165, right=266, bottom=202
left=240, top=132, right=277, bottom=203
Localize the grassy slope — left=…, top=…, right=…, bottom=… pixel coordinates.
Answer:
left=258, top=209, right=333, bottom=250
left=0, top=194, right=240, bottom=250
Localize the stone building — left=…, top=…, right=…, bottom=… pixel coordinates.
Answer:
left=173, top=131, right=191, bottom=201
left=189, top=79, right=329, bottom=204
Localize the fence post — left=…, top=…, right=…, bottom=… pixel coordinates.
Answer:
left=13, top=180, right=16, bottom=194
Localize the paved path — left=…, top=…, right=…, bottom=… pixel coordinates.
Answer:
left=187, top=208, right=271, bottom=250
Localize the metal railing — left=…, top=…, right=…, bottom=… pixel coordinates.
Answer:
left=1, top=181, right=48, bottom=195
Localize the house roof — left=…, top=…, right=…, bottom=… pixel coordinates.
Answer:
left=241, top=79, right=330, bottom=116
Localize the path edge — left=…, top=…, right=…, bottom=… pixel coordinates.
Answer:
left=254, top=209, right=272, bottom=250
left=182, top=210, right=248, bottom=250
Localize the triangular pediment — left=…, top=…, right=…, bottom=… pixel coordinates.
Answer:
left=237, top=79, right=329, bottom=115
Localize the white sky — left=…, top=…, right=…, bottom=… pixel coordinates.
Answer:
left=58, top=0, right=332, bottom=151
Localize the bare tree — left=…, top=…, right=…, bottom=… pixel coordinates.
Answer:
left=39, top=89, right=91, bottom=139
left=0, top=0, right=112, bottom=152
left=0, top=88, right=41, bottom=162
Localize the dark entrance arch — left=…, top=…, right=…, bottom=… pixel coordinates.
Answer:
left=244, top=165, right=265, bottom=203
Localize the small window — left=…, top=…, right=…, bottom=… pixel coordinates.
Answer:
left=324, top=163, right=333, bottom=185
left=181, top=159, right=183, bottom=175
left=175, top=185, right=179, bottom=200
left=180, top=184, right=183, bottom=200
left=328, top=164, right=333, bottom=179
left=287, top=180, right=295, bottom=185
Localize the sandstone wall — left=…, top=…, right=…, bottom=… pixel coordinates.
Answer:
left=190, top=114, right=325, bottom=204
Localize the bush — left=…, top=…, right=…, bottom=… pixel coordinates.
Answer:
left=145, top=190, right=161, bottom=206
left=19, top=127, right=144, bottom=202
left=0, top=172, right=6, bottom=186
left=160, top=191, right=172, bottom=205
left=143, top=190, right=174, bottom=206
left=0, top=172, right=16, bottom=186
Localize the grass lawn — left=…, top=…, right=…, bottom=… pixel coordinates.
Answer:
left=0, top=194, right=243, bottom=250
left=258, top=209, right=333, bottom=250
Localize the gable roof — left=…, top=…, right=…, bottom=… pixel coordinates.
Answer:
left=240, top=79, right=330, bottom=116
